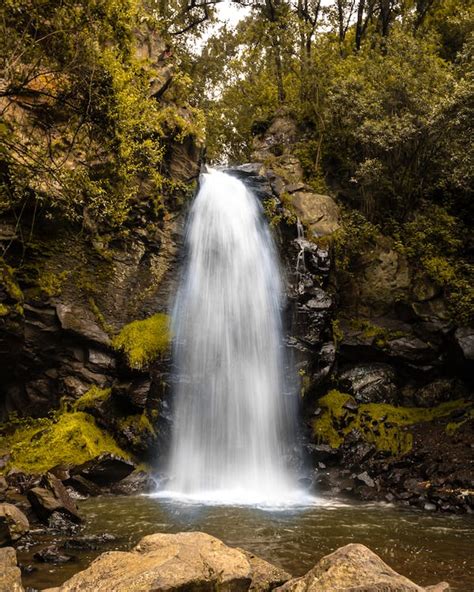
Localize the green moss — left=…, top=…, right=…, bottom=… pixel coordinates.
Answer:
left=0, top=260, right=23, bottom=302
left=73, top=386, right=111, bottom=412
left=445, top=408, right=474, bottom=435
left=298, top=369, right=311, bottom=398
left=313, top=390, right=353, bottom=448
left=0, top=411, right=129, bottom=474
left=0, top=303, right=9, bottom=317
left=313, top=390, right=470, bottom=456
left=37, top=270, right=69, bottom=297
left=350, top=318, right=406, bottom=349
left=112, top=313, right=170, bottom=370
left=331, top=319, right=344, bottom=347
left=263, top=197, right=283, bottom=227
left=88, top=297, right=114, bottom=336
left=117, top=412, right=156, bottom=445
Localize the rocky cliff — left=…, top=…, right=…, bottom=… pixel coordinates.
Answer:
left=242, top=115, right=473, bottom=513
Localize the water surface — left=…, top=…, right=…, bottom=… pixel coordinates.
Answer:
left=20, top=495, right=474, bottom=590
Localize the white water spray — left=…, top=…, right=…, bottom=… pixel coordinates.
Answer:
left=161, top=170, right=305, bottom=506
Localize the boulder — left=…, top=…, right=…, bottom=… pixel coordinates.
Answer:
left=56, top=303, right=111, bottom=346
left=71, top=453, right=135, bottom=486
left=454, top=327, right=474, bottom=361
left=291, top=192, right=340, bottom=238
left=340, top=236, right=410, bottom=316
left=27, top=473, right=81, bottom=524
left=0, top=503, right=29, bottom=544
left=110, top=470, right=156, bottom=495
left=57, top=531, right=253, bottom=592
left=34, top=544, right=74, bottom=563
left=338, top=363, right=397, bottom=404
left=276, top=543, right=447, bottom=592
left=239, top=549, right=292, bottom=592
left=414, top=379, right=466, bottom=407
left=386, top=336, right=438, bottom=364
left=67, top=475, right=103, bottom=497
left=0, top=547, right=24, bottom=592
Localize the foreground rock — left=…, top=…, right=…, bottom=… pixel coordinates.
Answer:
left=0, top=547, right=24, bottom=592
left=27, top=472, right=81, bottom=524
left=55, top=533, right=449, bottom=592
left=57, top=532, right=253, bottom=591
left=239, top=549, right=291, bottom=592
left=0, top=503, right=29, bottom=544
left=71, top=453, right=135, bottom=486
left=276, top=543, right=449, bottom=592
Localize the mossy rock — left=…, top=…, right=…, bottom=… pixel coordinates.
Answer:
left=0, top=411, right=130, bottom=475
left=313, top=389, right=470, bottom=456
left=112, top=313, right=170, bottom=370
left=72, top=387, right=112, bottom=413
left=116, top=412, right=157, bottom=454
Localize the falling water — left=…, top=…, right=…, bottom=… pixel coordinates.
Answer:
left=161, top=170, right=305, bottom=506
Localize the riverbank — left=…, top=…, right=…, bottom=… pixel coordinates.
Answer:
left=4, top=526, right=458, bottom=591
left=4, top=493, right=473, bottom=591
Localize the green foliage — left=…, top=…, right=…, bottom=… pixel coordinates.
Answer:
left=397, top=205, right=474, bottom=323
left=0, top=0, right=202, bottom=227
left=313, top=390, right=470, bottom=455
left=0, top=410, right=129, bottom=474
left=112, top=313, right=170, bottom=369
left=187, top=1, right=471, bottom=326
left=332, top=209, right=379, bottom=272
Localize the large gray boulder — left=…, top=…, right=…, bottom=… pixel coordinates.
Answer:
left=0, top=547, right=24, bottom=592
left=275, top=543, right=449, bottom=592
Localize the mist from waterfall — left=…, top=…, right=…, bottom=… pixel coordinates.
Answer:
left=161, top=170, right=305, bottom=506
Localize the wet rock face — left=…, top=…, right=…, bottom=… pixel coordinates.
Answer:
left=227, top=164, right=336, bottom=400
left=337, top=363, right=397, bottom=404
left=27, top=472, right=81, bottom=524
left=0, top=210, right=181, bottom=422
left=71, top=454, right=135, bottom=486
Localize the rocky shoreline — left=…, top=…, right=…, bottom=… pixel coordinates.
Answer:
left=1, top=530, right=451, bottom=592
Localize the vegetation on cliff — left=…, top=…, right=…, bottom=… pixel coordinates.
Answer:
left=112, top=312, right=170, bottom=369
left=0, top=0, right=203, bottom=228
left=0, top=409, right=129, bottom=474
left=313, top=390, right=471, bottom=455
left=187, top=0, right=473, bottom=324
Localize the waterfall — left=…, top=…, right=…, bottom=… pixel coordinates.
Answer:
left=161, top=169, right=304, bottom=506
